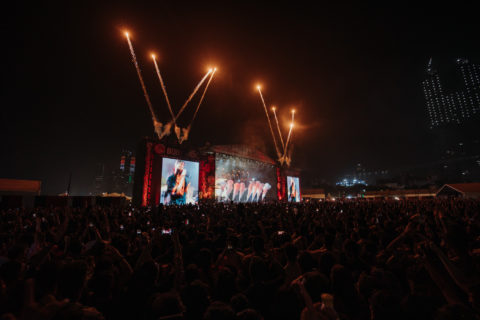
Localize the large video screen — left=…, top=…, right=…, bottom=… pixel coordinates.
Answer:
left=160, top=157, right=199, bottom=205
left=215, top=155, right=276, bottom=202
left=287, top=176, right=301, bottom=202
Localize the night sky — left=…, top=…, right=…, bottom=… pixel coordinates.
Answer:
left=3, top=2, right=479, bottom=195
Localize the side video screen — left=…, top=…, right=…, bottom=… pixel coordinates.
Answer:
left=287, top=176, right=301, bottom=202
left=160, top=158, right=199, bottom=205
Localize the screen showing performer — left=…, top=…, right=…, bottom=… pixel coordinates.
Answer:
left=215, top=155, right=276, bottom=202
left=160, top=158, right=199, bottom=205
left=287, top=176, right=301, bottom=202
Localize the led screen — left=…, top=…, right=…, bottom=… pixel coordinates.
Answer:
left=160, top=157, right=199, bottom=205
left=215, top=155, right=276, bottom=202
left=287, top=176, right=301, bottom=202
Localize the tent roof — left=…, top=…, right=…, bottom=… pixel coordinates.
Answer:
left=437, top=183, right=480, bottom=195
left=0, top=178, right=41, bottom=193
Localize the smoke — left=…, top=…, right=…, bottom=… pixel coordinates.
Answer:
left=240, top=119, right=269, bottom=154
left=154, top=121, right=173, bottom=140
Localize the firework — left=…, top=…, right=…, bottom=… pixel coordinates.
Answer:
left=189, top=68, right=216, bottom=129
left=174, top=69, right=212, bottom=122
left=152, top=54, right=176, bottom=123
left=272, top=106, right=285, bottom=153
left=283, top=121, right=294, bottom=160
left=257, top=86, right=281, bottom=159
left=124, top=32, right=158, bottom=124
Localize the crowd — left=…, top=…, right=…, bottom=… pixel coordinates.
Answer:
left=0, top=199, right=479, bottom=320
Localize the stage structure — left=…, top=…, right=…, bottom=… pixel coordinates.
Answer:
left=132, top=138, right=301, bottom=206
left=122, top=30, right=302, bottom=206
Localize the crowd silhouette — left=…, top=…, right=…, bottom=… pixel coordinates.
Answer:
left=1, top=199, right=479, bottom=319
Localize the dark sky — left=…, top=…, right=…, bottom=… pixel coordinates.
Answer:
left=3, top=1, right=479, bottom=195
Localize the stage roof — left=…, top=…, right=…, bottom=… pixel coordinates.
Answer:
left=436, top=183, right=480, bottom=198
left=209, top=144, right=276, bottom=165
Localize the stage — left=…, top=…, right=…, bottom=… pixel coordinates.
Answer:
left=132, top=138, right=301, bottom=206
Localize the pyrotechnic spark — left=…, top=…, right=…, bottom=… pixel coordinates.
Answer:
left=189, top=68, right=216, bottom=129
left=124, top=32, right=158, bottom=125
left=152, top=54, right=176, bottom=123
left=257, top=87, right=281, bottom=159
left=174, top=69, right=212, bottom=121
left=272, top=106, right=285, bottom=153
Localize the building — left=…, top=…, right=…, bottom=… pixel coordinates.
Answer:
left=422, top=58, right=480, bottom=129
left=93, top=163, right=105, bottom=195
left=109, top=150, right=135, bottom=196
left=94, top=150, right=136, bottom=196
left=301, top=188, right=325, bottom=200
left=422, top=57, right=480, bottom=179
left=422, top=58, right=450, bottom=128
left=0, top=178, right=42, bottom=208
left=436, top=183, right=480, bottom=199
left=456, top=58, right=480, bottom=116
left=364, top=188, right=436, bottom=199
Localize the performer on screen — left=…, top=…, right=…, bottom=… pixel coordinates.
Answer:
left=165, top=160, right=190, bottom=205
left=289, top=179, right=297, bottom=202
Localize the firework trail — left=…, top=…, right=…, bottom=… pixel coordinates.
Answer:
left=189, top=69, right=216, bottom=129
left=257, top=87, right=281, bottom=159
left=282, top=110, right=296, bottom=161
left=174, top=70, right=212, bottom=122
left=152, top=55, right=176, bottom=123
left=272, top=107, right=285, bottom=153
left=283, top=121, right=294, bottom=161
left=124, top=33, right=158, bottom=124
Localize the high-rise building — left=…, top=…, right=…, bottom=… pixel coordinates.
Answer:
left=93, top=150, right=136, bottom=196
left=93, top=163, right=105, bottom=195
left=110, top=150, right=135, bottom=195
left=422, top=58, right=479, bottom=129
left=456, top=58, right=480, bottom=115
